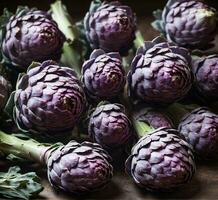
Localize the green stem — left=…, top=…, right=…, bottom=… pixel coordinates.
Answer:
left=50, top=0, right=82, bottom=75
left=134, top=30, right=145, bottom=49
left=0, top=131, right=49, bottom=165
left=166, top=103, right=199, bottom=126
left=50, top=1, right=76, bottom=41
left=132, top=117, right=154, bottom=138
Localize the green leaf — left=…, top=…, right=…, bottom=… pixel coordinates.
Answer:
left=89, top=0, right=102, bottom=13
left=153, top=9, right=163, bottom=20
left=134, top=31, right=145, bottom=49
left=4, top=91, right=15, bottom=119
left=26, top=61, right=40, bottom=72
left=0, top=166, right=43, bottom=199
left=151, top=10, right=165, bottom=34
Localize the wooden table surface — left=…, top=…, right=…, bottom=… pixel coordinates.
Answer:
left=1, top=18, right=218, bottom=200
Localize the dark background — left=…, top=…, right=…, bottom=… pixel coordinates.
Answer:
left=0, top=0, right=217, bottom=17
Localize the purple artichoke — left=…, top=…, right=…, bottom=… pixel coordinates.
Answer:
left=81, top=49, right=126, bottom=101
left=192, top=55, right=218, bottom=101
left=125, top=128, right=195, bottom=191
left=152, top=0, right=218, bottom=49
left=2, top=8, right=65, bottom=69
left=128, top=37, right=193, bottom=105
left=14, top=60, right=86, bottom=137
left=88, top=103, right=132, bottom=150
left=133, top=105, right=173, bottom=129
left=84, top=1, right=137, bottom=55
left=47, top=140, right=113, bottom=193
left=0, top=75, right=10, bottom=110
left=178, top=107, right=218, bottom=159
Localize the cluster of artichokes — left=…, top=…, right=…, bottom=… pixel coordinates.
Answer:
left=0, top=0, right=218, bottom=199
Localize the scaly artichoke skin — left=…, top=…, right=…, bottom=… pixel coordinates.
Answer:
left=0, top=75, right=9, bottom=110
left=134, top=105, right=173, bottom=129
left=178, top=107, right=218, bottom=159
left=47, top=140, right=113, bottom=193
left=88, top=103, right=132, bottom=150
left=14, top=60, right=86, bottom=136
left=161, top=0, right=218, bottom=48
left=128, top=37, right=193, bottom=105
left=2, top=8, right=65, bottom=69
left=81, top=49, right=126, bottom=101
left=125, top=128, right=195, bottom=191
left=84, top=1, right=137, bottom=55
left=193, top=55, right=218, bottom=101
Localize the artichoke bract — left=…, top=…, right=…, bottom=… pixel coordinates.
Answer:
left=126, top=128, right=195, bottom=191
left=47, top=141, right=113, bottom=193
left=128, top=37, right=193, bottom=105
left=81, top=49, right=126, bottom=101
left=84, top=0, right=136, bottom=55
left=2, top=8, right=65, bottom=69
left=0, top=75, right=9, bottom=110
left=192, top=55, right=218, bottom=101
left=178, top=107, right=218, bottom=159
left=13, top=60, right=86, bottom=137
left=152, top=0, right=218, bottom=49
left=133, top=105, right=173, bottom=129
left=88, top=103, right=132, bottom=150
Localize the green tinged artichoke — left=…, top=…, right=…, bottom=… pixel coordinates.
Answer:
left=152, top=0, right=218, bottom=49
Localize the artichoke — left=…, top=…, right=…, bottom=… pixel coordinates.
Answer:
left=126, top=128, right=196, bottom=191
left=84, top=0, right=137, bottom=55
left=1, top=8, right=65, bottom=69
left=152, top=0, right=218, bottom=49
left=47, top=140, right=113, bottom=193
left=13, top=60, right=86, bottom=137
left=128, top=37, right=193, bottom=105
left=0, top=130, right=113, bottom=194
left=88, top=103, right=132, bottom=150
left=133, top=105, right=173, bottom=129
left=192, top=55, right=218, bottom=101
left=0, top=75, right=9, bottom=110
left=178, top=107, right=218, bottom=159
left=81, top=49, right=126, bottom=101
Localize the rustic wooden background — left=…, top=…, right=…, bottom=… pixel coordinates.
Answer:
left=0, top=1, right=218, bottom=200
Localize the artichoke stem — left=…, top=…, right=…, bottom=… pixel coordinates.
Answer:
left=0, top=130, right=49, bottom=165
left=166, top=103, right=199, bottom=126
left=132, top=117, right=154, bottom=138
left=134, top=31, right=145, bottom=49
left=50, top=0, right=81, bottom=76
left=50, top=1, right=76, bottom=41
